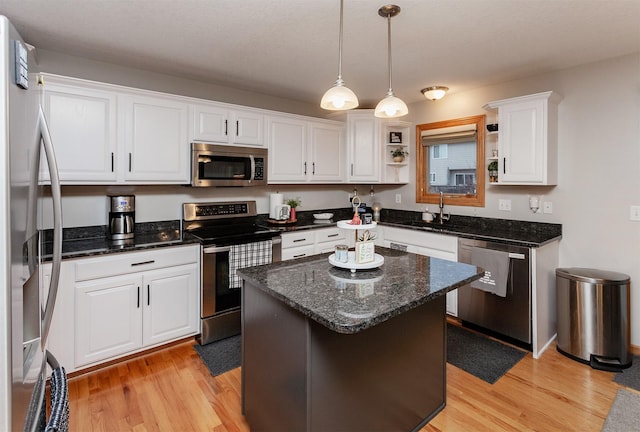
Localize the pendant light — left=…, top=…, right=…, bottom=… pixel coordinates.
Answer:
left=374, top=4, right=408, bottom=118
left=321, top=0, right=359, bottom=111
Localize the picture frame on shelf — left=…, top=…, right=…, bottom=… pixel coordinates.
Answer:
left=389, top=131, right=402, bottom=143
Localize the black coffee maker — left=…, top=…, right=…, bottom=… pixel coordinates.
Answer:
left=108, top=195, right=135, bottom=242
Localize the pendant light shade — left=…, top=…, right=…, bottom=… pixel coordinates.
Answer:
left=374, top=4, right=408, bottom=118
left=321, top=0, right=359, bottom=110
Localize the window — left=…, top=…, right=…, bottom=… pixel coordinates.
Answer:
left=432, top=144, right=448, bottom=159
left=416, top=115, right=485, bottom=207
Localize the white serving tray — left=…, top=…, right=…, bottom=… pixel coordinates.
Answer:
left=328, top=251, right=384, bottom=273
left=336, top=220, right=377, bottom=230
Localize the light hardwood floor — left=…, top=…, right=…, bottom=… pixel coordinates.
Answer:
left=66, top=334, right=629, bottom=432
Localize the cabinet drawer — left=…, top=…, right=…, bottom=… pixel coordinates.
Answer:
left=281, top=231, right=314, bottom=248
left=75, top=245, right=200, bottom=282
left=314, top=227, right=345, bottom=243
left=282, top=245, right=315, bottom=261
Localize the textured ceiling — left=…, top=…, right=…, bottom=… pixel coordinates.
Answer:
left=1, top=0, right=639, bottom=107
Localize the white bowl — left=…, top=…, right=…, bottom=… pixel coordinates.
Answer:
left=313, top=213, right=334, bottom=220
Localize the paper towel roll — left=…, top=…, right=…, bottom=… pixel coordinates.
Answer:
left=269, top=193, right=284, bottom=219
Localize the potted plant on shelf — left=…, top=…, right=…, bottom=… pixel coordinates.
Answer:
left=286, top=197, right=301, bottom=221
left=487, top=160, right=499, bottom=183
left=390, top=148, right=408, bottom=163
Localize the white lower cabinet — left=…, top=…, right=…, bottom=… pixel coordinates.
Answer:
left=281, top=227, right=347, bottom=261
left=377, top=226, right=459, bottom=315
left=48, top=245, right=200, bottom=372
left=75, top=274, right=142, bottom=366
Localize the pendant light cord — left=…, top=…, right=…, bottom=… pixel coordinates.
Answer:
left=337, top=0, right=344, bottom=81
left=386, top=14, right=393, bottom=93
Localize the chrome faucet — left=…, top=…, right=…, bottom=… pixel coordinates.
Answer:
left=438, top=192, right=450, bottom=224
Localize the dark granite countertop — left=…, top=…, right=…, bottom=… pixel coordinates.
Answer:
left=261, top=208, right=562, bottom=248
left=42, top=220, right=200, bottom=260
left=237, top=247, right=483, bottom=334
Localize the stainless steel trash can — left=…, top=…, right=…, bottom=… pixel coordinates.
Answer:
left=556, top=267, right=632, bottom=371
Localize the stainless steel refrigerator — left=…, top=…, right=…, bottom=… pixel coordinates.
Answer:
left=0, top=16, right=66, bottom=431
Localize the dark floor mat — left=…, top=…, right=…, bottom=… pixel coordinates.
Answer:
left=447, top=323, right=527, bottom=384
left=194, top=335, right=241, bottom=377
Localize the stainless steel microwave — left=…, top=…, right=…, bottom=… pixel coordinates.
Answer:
left=191, top=143, right=268, bottom=187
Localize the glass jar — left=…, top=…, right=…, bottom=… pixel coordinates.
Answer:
left=335, top=244, right=349, bottom=263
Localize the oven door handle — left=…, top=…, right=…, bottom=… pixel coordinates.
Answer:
left=203, top=245, right=232, bottom=254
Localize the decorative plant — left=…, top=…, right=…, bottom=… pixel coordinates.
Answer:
left=487, top=161, right=499, bottom=182
left=358, top=230, right=376, bottom=242
left=390, top=148, right=408, bottom=158
left=286, top=197, right=301, bottom=209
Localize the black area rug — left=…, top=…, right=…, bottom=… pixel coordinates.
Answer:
left=613, top=355, right=640, bottom=391
left=447, top=323, right=527, bottom=384
left=193, top=335, right=241, bottom=377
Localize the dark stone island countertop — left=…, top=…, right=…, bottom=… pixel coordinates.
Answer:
left=262, top=207, right=562, bottom=248
left=237, top=247, right=483, bottom=334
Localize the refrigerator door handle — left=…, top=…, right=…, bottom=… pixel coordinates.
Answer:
left=37, top=105, right=62, bottom=344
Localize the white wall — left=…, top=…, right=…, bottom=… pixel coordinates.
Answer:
left=38, top=50, right=640, bottom=346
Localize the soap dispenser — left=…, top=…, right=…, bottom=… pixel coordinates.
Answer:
left=422, top=208, right=433, bottom=222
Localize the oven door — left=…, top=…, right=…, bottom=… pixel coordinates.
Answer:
left=202, top=245, right=237, bottom=318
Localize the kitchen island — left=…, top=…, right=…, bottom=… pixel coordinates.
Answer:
left=238, top=247, right=483, bottom=432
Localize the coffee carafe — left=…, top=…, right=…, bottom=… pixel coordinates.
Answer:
left=109, top=195, right=135, bottom=241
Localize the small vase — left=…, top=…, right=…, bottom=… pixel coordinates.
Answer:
left=289, top=207, right=296, bottom=221
left=393, top=156, right=404, bottom=163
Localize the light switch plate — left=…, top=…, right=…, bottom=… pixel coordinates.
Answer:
left=630, top=205, right=640, bottom=221
left=498, top=199, right=511, bottom=211
left=395, top=194, right=402, bottom=204
left=543, top=202, right=553, bottom=214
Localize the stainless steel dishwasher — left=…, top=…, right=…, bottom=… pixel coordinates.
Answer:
left=457, top=238, right=531, bottom=349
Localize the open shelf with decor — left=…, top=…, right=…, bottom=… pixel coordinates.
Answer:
left=382, top=120, right=411, bottom=183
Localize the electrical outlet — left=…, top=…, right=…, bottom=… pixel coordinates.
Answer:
left=395, top=194, right=402, bottom=204
left=498, top=199, right=511, bottom=211
left=630, top=205, right=640, bottom=221
left=543, top=201, right=553, bottom=214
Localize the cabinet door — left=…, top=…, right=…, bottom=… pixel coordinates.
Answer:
left=191, top=104, right=264, bottom=146
left=268, top=116, right=308, bottom=182
left=41, top=82, right=117, bottom=183
left=191, top=103, right=228, bottom=143
left=233, top=109, right=264, bottom=146
left=309, top=123, right=345, bottom=182
left=142, top=264, right=199, bottom=347
left=347, top=112, right=380, bottom=182
left=44, top=261, right=77, bottom=374
left=75, top=274, right=142, bottom=366
left=121, top=94, right=189, bottom=183
left=499, top=98, right=545, bottom=183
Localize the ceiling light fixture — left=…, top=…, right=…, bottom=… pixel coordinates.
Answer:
left=374, top=4, right=408, bottom=118
left=421, top=86, right=449, bottom=101
left=321, top=0, right=359, bottom=111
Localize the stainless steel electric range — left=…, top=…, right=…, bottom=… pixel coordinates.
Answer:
left=183, top=201, right=282, bottom=345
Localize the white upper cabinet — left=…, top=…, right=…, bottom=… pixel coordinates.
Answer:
left=268, top=115, right=345, bottom=183
left=484, top=91, right=560, bottom=185
left=268, top=115, right=308, bottom=182
left=308, top=122, right=345, bottom=182
left=40, top=74, right=190, bottom=184
left=119, top=93, right=190, bottom=183
left=332, top=110, right=381, bottom=183
left=40, top=76, right=118, bottom=183
left=190, top=103, right=264, bottom=147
